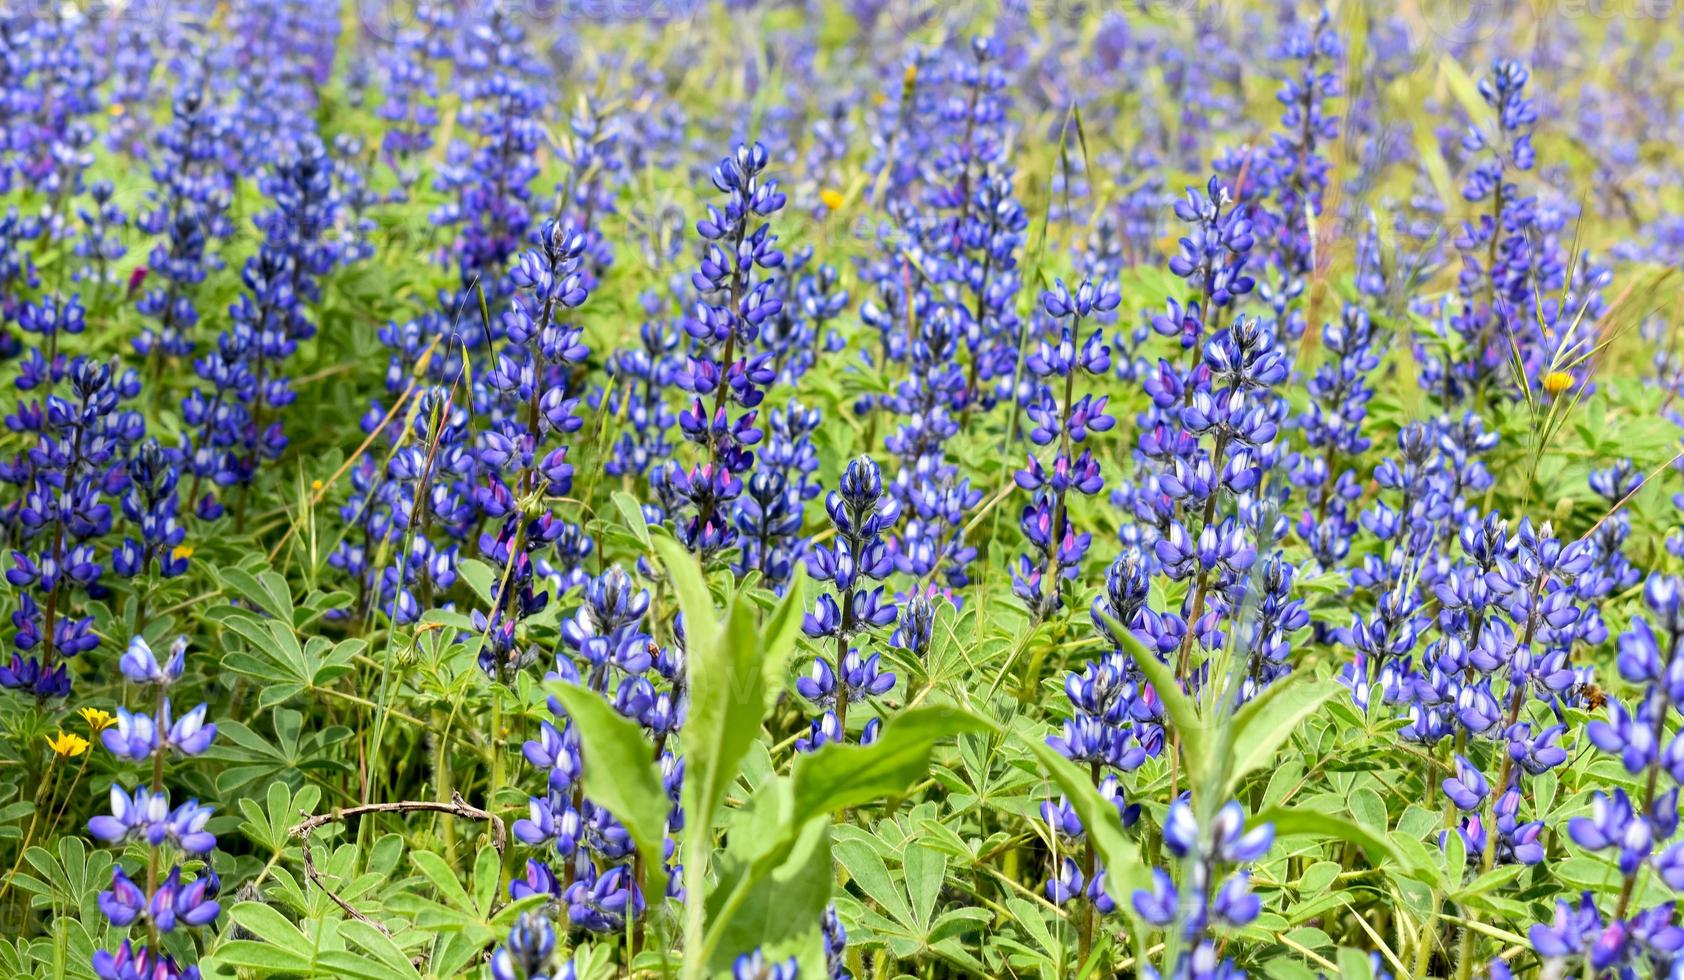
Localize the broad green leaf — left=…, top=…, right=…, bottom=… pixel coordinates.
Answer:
left=548, top=681, right=671, bottom=904
left=1020, top=737, right=1147, bottom=912
left=227, top=901, right=317, bottom=957
left=611, top=490, right=653, bottom=549
left=456, top=557, right=497, bottom=605
left=704, top=809, right=832, bottom=973
left=1336, top=948, right=1376, bottom=980
left=1258, top=805, right=1411, bottom=873
left=789, top=706, right=988, bottom=822
left=411, top=850, right=476, bottom=912
left=652, top=532, right=719, bottom=656
left=679, top=591, right=762, bottom=980
left=699, top=706, right=980, bottom=972
left=1444, top=824, right=1467, bottom=887
left=1262, top=957, right=1321, bottom=980
left=471, top=843, right=500, bottom=915
left=210, top=940, right=314, bottom=973
left=757, top=565, right=809, bottom=710
left=1098, top=610, right=1209, bottom=789
left=1225, top=672, right=1342, bottom=795
left=1349, top=787, right=1387, bottom=833
left=835, top=835, right=914, bottom=927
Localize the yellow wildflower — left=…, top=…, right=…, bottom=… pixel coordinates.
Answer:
left=903, top=62, right=918, bottom=87
left=311, top=479, right=324, bottom=492
left=108, top=103, right=125, bottom=117
left=45, top=731, right=90, bottom=758
left=1542, top=371, right=1575, bottom=396
left=172, top=543, right=194, bottom=561
left=80, top=707, right=116, bottom=733
left=819, top=188, right=846, bottom=211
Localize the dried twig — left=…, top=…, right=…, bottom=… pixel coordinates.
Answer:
left=289, top=792, right=507, bottom=935
left=294, top=826, right=393, bottom=935
left=289, top=792, right=506, bottom=854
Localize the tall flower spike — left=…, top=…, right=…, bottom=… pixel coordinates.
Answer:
left=665, top=140, right=786, bottom=560
left=800, top=454, right=899, bottom=744
left=2, top=356, right=141, bottom=699
left=1550, top=573, right=1684, bottom=974
left=1012, top=276, right=1118, bottom=619
left=89, top=636, right=220, bottom=977
left=1133, top=799, right=1272, bottom=976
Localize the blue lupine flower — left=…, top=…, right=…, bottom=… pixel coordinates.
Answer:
left=1134, top=800, right=1273, bottom=976
left=1252, top=11, right=1341, bottom=332
left=1443, top=755, right=1491, bottom=812
left=2, top=356, right=141, bottom=698
left=733, top=950, right=799, bottom=980
left=799, top=455, right=898, bottom=744
left=565, top=862, right=645, bottom=933
left=88, top=635, right=219, bottom=974
left=1536, top=571, right=1684, bottom=972
left=91, top=939, right=204, bottom=980
left=662, top=141, right=786, bottom=558
left=822, top=904, right=851, bottom=980
left=132, top=82, right=236, bottom=368
left=1012, top=276, right=1117, bottom=618
left=491, top=910, right=575, bottom=980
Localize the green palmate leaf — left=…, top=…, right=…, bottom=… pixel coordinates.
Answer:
left=204, top=709, right=353, bottom=797
left=1257, top=805, right=1414, bottom=875
left=222, top=615, right=360, bottom=710
left=1097, top=610, right=1209, bottom=786
left=1223, top=670, right=1341, bottom=796
left=16, top=837, right=112, bottom=925
left=238, top=781, right=324, bottom=854
left=215, top=566, right=297, bottom=626
left=547, top=681, right=671, bottom=905
left=339, top=921, right=425, bottom=980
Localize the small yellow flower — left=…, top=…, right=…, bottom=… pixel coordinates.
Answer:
left=902, top=62, right=918, bottom=87
left=45, top=731, right=90, bottom=758
left=819, top=188, right=846, bottom=211
left=80, top=707, right=116, bottom=733
left=108, top=102, right=125, bottom=118
left=311, top=479, right=324, bottom=492
left=171, top=543, right=194, bottom=561
left=1542, top=371, right=1575, bottom=396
